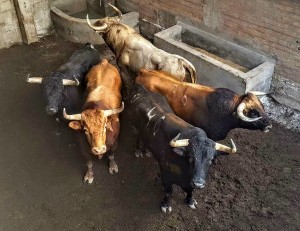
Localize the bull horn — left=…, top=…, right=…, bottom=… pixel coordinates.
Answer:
left=169, top=133, right=189, bottom=147
left=62, top=78, right=80, bottom=86
left=108, top=3, right=122, bottom=21
left=27, top=77, right=43, bottom=84
left=103, top=102, right=124, bottom=117
left=172, top=54, right=197, bottom=83
left=237, top=102, right=262, bottom=122
left=215, top=139, right=237, bottom=154
left=63, top=108, right=82, bottom=121
left=249, top=91, right=268, bottom=96
left=86, top=14, right=108, bottom=31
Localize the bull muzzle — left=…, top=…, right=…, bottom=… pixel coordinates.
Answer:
left=263, top=124, right=272, bottom=133
left=46, top=106, right=58, bottom=115
left=192, top=179, right=206, bottom=189
left=92, top=145, right=107, bottom=155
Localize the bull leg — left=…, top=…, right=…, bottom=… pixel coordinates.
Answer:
left=83, top=160, right=94, bottom=184
left=161, top=182, right=173, bottom=213
left=135, top=136, right=144, bottom=158
left=77, top=133, right=95, bottom=184
left=119, top=69, right=134, bottom=97
left=108, top=142, right=118, bottom=174
left=143, top=147, right=152, bottom=157
left=185, top=191, right=198, bottom=210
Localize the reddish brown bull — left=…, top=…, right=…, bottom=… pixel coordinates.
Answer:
left=63, top=59, right=124, bottom=183
left=136, top=69, right=272, bottom=141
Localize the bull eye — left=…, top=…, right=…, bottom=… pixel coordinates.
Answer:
left=249, top=109, right=259, bottom=118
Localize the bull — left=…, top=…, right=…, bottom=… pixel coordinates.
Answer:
left=63, top=59, right=124, bottom=183
left=86, top=4, right=196, bottom=92
left=127, top=84, right=236, bottom=213
left=27, top=43, right=100, bottom=116
left=136, top=69, right=272, bottom=141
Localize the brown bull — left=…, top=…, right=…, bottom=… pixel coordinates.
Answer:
left=63, top=59, right=124, bottom=183
left=136, top=69, right=272, bottom=141
left=86, top=4, right=196, bottom=92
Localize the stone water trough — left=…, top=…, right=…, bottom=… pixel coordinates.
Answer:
left=154, top=22, right=275, bottom=94
left=50, top=0, right=139, bottom=44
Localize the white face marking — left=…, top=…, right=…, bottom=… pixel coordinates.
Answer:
left=147, top=107, right=156, bottom=125
left=130, top=94, right=140, bottom=102
left=153, top=115, right=165, bottom=136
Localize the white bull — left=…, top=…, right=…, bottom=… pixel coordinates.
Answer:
left=86, top=4, right=197, bottom=92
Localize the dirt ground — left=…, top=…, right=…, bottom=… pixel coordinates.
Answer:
left=0, top=35, right=299, bottom=231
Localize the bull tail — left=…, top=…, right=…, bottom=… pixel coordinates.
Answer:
left=172, top=54, right=197, bottom=83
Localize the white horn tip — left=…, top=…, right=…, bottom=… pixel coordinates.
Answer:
left=75, top=78, right=79, bottom=86
left=63, top=108, right=67, bottom=118
left=230, top=139, right=237, bottom=153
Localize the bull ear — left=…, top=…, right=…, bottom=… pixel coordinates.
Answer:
left=173, top=147, right=186, bottom=156
left=68, top=121, right=82, bottom=131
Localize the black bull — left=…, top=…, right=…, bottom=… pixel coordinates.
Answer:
left=126, top=84, right=236, bottom=213
left=27, top=43, right=100, bottom=116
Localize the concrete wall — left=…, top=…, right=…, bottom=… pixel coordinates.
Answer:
left=0, top=0, right=22, bottom=48
left=129, top=0, right=300, bottom=111
left=0, top=0, right=52, bottom=48
left=32, top=0, right=52, bottom=36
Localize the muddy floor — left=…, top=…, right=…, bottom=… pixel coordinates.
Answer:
left=0, top=35, right=299, bottom=231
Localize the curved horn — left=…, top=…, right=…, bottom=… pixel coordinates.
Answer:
left=103, top=102, right=124, bottom=117
left=249, top=91, right=268, bottom=96
left=172, top=54, right=197, bottom=83
left=215, top=139, right=237, bottom=154
left=108, top=3, right=122, bottom=21
left=63, top=108, right=82, bottom=121
left=237, top=102, right=262, bottom=122
left=169, top=133, right=189, bottom=147
left=86, top=14, right=108, bottom=31
left=62, top=78, right=80, bottom=86
left=27, top=77, right=43, bottom=84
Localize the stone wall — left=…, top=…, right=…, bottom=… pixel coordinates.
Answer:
left=0, top=0, right=22, bottom=48
left=0, top=0, right=52, bottom=49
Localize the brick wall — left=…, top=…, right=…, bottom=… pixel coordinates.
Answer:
left=218, top=0, right=300, bottom=84
left=132, top=0, right=300, bottom=110
left=132, top=0, right=204, bottom=28
left=0, top=0, right=22, bottom=48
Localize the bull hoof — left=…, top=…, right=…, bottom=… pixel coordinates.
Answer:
left=145, top=150, right=152, bottom=157
left=83, top=174, right=94, bottom=184
left=109, top=162, right=118, bottom=174
left=186, top=199, right=198, bottom=210
left=135, top=150, right=143, bottom=158
left=161, top=205, right=172, bottom=213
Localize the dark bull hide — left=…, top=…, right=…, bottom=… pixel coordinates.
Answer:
left=127, top=84, right=236, bottom=213
left=27, top=43, right=100, bottom=116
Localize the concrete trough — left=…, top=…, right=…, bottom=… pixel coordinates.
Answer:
left=50, top=0, right=139, bottom=44
left=154, top=22, right=275, bottom=94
